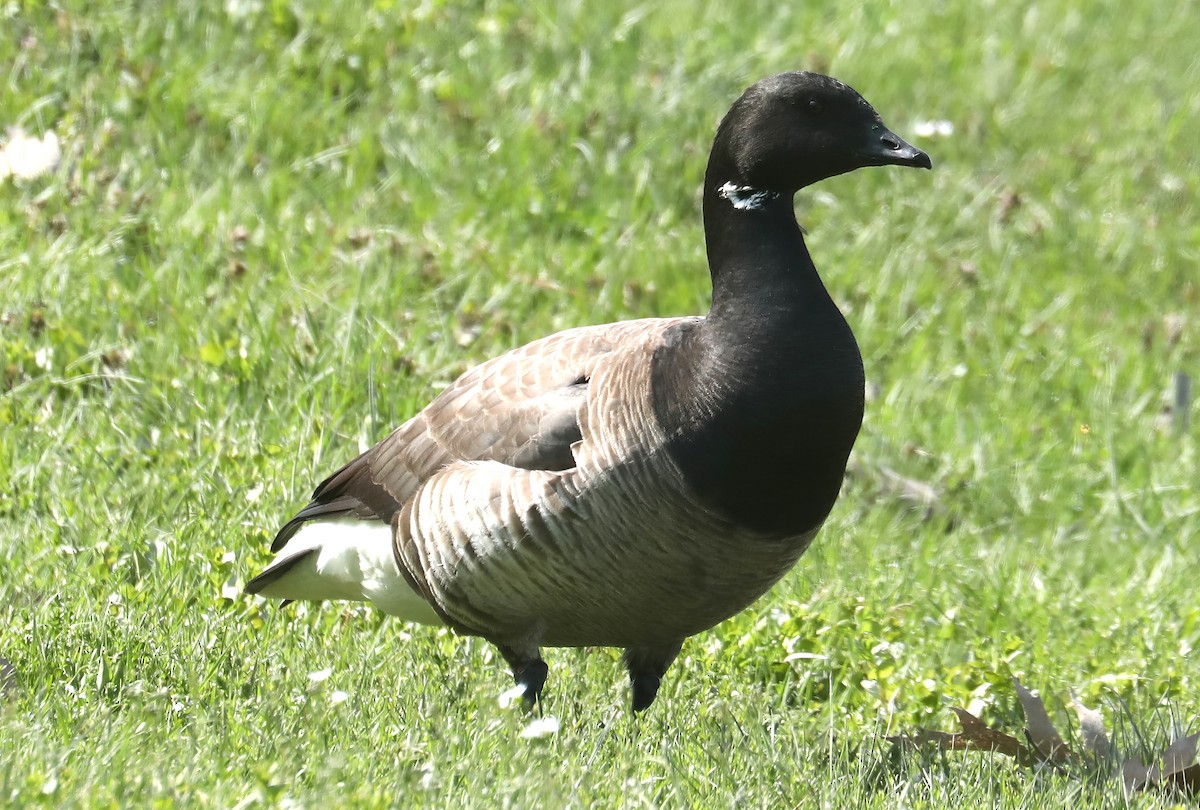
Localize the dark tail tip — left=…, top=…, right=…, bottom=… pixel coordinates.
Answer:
left=243, top=548, right=316, bottom=595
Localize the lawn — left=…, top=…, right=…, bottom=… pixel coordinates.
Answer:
left=1, top=0, right=1198, bottom=806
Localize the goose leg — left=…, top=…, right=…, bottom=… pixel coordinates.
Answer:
left=497, top=643, right=548, bottom=709
left=622, top=642, right=682, bottom=712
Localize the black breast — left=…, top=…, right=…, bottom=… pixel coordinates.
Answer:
left=650, top=313, right=865, bottom=538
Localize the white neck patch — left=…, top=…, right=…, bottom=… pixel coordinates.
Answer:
left=717, top=181, right=778, bottom=211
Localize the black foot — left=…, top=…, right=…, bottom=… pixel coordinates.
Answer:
left=496, top=642, right=548, bottom=709
left=623, top=642, right=682, bottom=713
left=513, top=658, right=549, bottom=707
left=630, top=673, right=662, bottom=712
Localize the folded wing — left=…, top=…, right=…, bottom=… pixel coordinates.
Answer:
left=269, top=318, right=685, bottom=551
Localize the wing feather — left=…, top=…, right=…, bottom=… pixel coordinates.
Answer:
left=272, top=318, right=690, bottom=549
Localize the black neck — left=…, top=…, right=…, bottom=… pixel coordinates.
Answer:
left=698, top=155, right=838, bottom=367
left=649, top=156, right=865, bottom=538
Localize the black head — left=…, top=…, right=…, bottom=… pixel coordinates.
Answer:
left=710, top=72, right=931, bottom=195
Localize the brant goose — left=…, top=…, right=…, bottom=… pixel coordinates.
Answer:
left=246, top=72, right=931, bottom=712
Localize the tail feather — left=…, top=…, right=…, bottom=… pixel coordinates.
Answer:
left=270, top=496, right=373, bottom=551
left=245, top=518, right=442, bottom=625
left=245, top=548, right=317, bottom=595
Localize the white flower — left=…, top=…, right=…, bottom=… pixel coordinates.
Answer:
left=307, top=667, right=333, bottom=683
left=34, top=346, right=53, bottom=370
left=498, top=684, right=528, bottom=709
left=520, top=716, right=560, bottom=739
left=224, top=0, right=262, bottom=20
left=329, top=690, right=349, bottom=704
left=1160, top=173, right=1184, bottom=193
left=912, top=119, right=954, bottom=138
left=0, top=128, right=61, bottom=181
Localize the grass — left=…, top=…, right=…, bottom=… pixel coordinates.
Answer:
left=1, top=0, right=1198, bottom=805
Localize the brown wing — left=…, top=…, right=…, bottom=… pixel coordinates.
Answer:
left=270, top=318, right=689, bottom=551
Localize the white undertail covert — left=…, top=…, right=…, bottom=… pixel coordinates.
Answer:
left=252, top=519, right=442, bottom=624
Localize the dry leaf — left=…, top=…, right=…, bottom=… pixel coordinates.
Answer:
left=951, top=708, right=1030, bottom=761
left=887, top=728, right=964, bottom=749
left=1069, top=691, right=1109, bottom=760
left=1167, top=763, right=1200, bottom=795
left=887, top=708, right=1029, bottom=762
left=1125, top=733, right=1200, bottom=797
left=878, top=464, right=941, bottom=512
left=0, top=656, right=15, bottom=696
left=1123, top=755, right=1150, bottom=793
left=845, top=455, right=944, bottom=521
left=1014, top=678, right=1072, bottom=763
left=1148, top=732, right=1198, bottom=785
left=889, top=681, right=1198, bottom=800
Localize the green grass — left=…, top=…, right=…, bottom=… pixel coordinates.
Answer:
left=2, top=0, right=1198, bottom=806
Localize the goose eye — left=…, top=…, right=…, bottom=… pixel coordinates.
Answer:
left=807, top=99, right=822, bottom=113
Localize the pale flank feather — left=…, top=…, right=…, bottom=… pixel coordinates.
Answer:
left=250, top=519, right=442, bottom=624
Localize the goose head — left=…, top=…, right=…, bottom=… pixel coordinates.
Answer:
left=708, top=71, right=932, bottom=200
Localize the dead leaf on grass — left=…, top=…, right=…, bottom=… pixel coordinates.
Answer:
left=1148, top=732, right=1200, bottom=793
left=0, top=656, right=16, bottom=698
left=1014, top=678, right=1072, bottom=763
left=889, top=678, right=1199, bottom=799
left=886, top=707, right=1028, bottom=763
left=1069, top=690, right=1109, bottom=760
